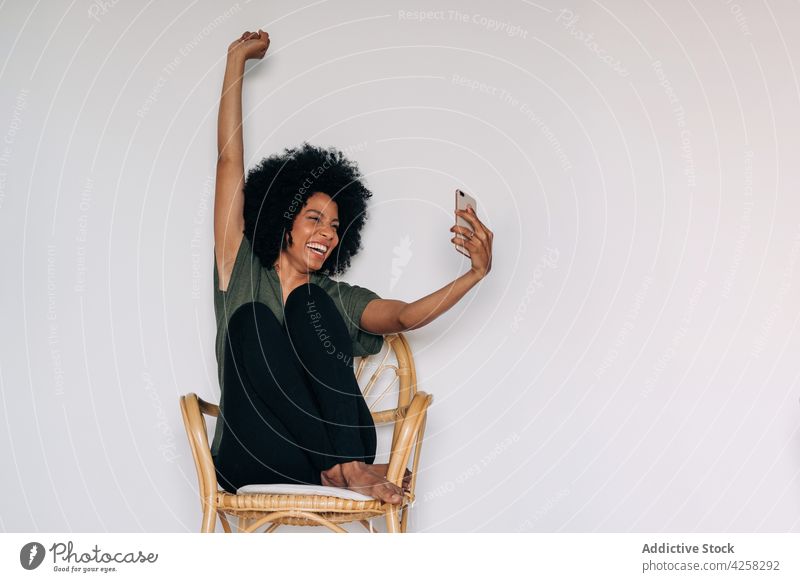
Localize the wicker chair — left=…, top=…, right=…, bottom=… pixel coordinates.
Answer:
left=180, top=333, right=433, bottom=533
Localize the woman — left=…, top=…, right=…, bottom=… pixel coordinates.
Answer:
left=212, top=30, right=493, bottom=506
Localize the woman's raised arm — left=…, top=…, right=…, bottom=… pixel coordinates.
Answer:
left=214, top=29, right=269, bottom=291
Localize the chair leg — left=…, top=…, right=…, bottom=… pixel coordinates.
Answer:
left=238, top=517, right=251, bottom=533
left=385, top=506, right=401, bottom=533
left=201, top=506, right=216, bottom=533
left=400, top=505, right=409, bottom=533
left=218, top=511, right=232, bottom=533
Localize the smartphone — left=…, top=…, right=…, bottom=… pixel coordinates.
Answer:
left=455, top=189, right=477, bottom=258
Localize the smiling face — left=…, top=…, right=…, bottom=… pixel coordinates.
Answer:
left=279, top=191, right=340, bottom=273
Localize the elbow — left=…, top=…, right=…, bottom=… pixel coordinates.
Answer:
left=397, top=310, right=421, bottom=333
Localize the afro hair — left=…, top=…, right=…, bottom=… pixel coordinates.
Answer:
left=242, top=142, right=373, bottom=277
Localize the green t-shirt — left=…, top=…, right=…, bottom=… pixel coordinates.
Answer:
left=210, top=234, right=385, bottom=457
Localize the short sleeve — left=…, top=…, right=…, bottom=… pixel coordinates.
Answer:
left=213, top=234, right=255, bottom=297
left=331, top=280, right=385, bottom=357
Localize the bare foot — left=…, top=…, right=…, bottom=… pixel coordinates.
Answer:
left=320, top=464, right=346, bottom=488
left=323, top=461, right=405, bottom=505
left=321, top=463, right=411, bottom=491
left=365, top=463, right=412, bottom=491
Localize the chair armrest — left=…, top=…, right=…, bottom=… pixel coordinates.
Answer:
left=371, top=406, right=408, bottom=425
left=385, top=391, right=433, bottom=485
left=197, top=397, right=219, bottom=417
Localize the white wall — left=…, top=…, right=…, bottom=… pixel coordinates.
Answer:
left=1, top=0, right=799, bottom=532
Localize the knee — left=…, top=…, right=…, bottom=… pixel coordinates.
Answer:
left=227, top=302, right=281, bottom=344
left=283, top=284, right=350, bottom=351
left=284, top=282, right=331, bottom=316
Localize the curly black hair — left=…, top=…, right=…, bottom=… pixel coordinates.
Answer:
left=242, top=142, right=373, bottom=277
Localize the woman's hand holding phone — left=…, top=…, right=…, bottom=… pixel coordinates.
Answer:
left=450, top=194, right=493, bottom=279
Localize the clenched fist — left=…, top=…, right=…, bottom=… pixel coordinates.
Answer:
left=227, top=29, right=270, bottom=62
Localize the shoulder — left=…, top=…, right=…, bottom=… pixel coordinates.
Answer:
left=312, top=272, right=381, bottom=300
left=311, top=273, right=382, bottom=324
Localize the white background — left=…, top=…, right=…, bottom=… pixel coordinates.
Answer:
left=1, top=0, right=799, bottom=532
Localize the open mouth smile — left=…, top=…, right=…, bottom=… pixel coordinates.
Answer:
left=306, top=242, right=329, bottom=258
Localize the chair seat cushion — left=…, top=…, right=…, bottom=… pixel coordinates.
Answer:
left=236, top=483, right=374, bottom=502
